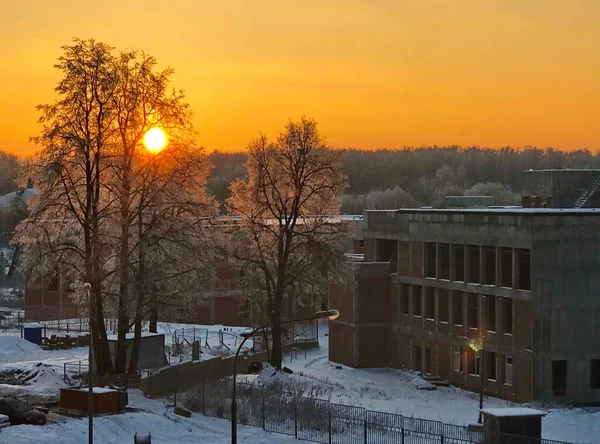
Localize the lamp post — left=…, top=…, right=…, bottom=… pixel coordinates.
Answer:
left=231, top=309, right=340, bottom=444
left=469, top=336, right=486, bottom=424
left=84, top=282, right=93, bottom=444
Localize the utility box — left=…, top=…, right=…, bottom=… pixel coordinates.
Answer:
left=60, top=388, right=125, bottom=414
left=481, top=408, right=546, bottom=444
left=23, top=323, right=43, bottom=345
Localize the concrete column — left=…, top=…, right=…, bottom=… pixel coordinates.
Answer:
left=479, top=246, right=485, bottom=285
left=495, top=247, right=502, bottom=287
left=512, top=249, right=518, bottom=289
left=435, top=243, right=440, bottom=279
left=464, top=245, right=471, bottom=284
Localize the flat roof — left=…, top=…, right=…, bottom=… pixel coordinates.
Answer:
left=523, top=169, right=600, bottom=173
left=106, top=332, right=164, bottom=341
left=366, top=208, right=600, bottom=215
left=480, top=408, right=546, bottom=417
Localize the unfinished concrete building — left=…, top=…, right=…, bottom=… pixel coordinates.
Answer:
left=329, top=170, right=600, bottom=405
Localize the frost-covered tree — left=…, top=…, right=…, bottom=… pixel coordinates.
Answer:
left=226, top=117, right=348, bottom=369
left=16, top=39, right=216, bottom=375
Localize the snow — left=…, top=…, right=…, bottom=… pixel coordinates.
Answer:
left=372, top=208, right=600, bottom=214
left=23, top=323, right=43, bottom=329
left=480, top=408, right=546, bottom=417
left=105, top=332, right=163, bottom=341
left=237, top=324, right=600, bottom=443
left=71, top=387, right=117, bottom=394
left=1, top=321, right=599, bottom=443
left=0, top=336, right=42, bottom=360
left=0, top=391, right=297, bottom=444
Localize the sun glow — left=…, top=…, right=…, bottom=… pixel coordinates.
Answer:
left=143, top=127, right=167, bottom=153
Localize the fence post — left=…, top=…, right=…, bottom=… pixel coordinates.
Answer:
left=402, top=428, right=405, bottom=444
left=328, top=409, right=332, bottom=444
left=294, top=402, right=298, bottom=438
left=202, top=383, right=206, bottom=415
left=262, top=397, right=266, bottom=430
left=364, top=413, right=367, bottom=444
left=441, top=434, right=444, bottom=444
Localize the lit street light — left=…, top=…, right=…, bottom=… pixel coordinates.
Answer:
left=231, top=309, right=340, bottom=444
left=469, top=336, right=486, bottom=424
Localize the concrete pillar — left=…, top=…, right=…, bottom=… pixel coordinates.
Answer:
left=479, top=246, right=485, bottom=285
left=495, top=247, right=502, bottom=287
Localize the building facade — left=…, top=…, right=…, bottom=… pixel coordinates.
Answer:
left=329, top=208, right=600, bottom=405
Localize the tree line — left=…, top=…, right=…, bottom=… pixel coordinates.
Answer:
left=207, top=146, right=600, bottom=212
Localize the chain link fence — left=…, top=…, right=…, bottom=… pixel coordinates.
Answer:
left=184, top=380, right=572, bottom=444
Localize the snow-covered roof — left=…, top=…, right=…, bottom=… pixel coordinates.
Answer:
left=480, top=408, right=546, bottom=417
left=523, top=169, right=600, bottom=173
left=368, top=208, right=600, bottom=214
left=72, top=387, right=117, bottom=394
left=23, top=322, right=44, bottom=329
left=0, top=188, right=37, bottom=207
left=106, top=332, right=164, bottom=341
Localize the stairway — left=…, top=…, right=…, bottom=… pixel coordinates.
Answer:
left=574, top=175, right=600, bottom=208
left=421, top=374, right=451, bottom=387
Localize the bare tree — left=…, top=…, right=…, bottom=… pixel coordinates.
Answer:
left=15, top=39, right=117, bottom=375
left=105, top=49, right=205, bottom=374
left=227, top=117, right=348, bottom=369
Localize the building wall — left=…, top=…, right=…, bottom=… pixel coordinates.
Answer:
left=331, top=209, right=600, bottom=405
left=529, top=215, right=600, bottom=404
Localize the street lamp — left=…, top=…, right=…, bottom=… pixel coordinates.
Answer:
left=469, top=336, right=485, bottom=424
left=231, top=309, right=340, bottom=444
left=84, top=282, right=93, bottom=444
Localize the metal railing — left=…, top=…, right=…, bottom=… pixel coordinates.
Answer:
left=187, top=380, right=573, bottom=444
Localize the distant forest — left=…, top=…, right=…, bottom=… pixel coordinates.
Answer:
left=208, top=147, right=600, bottom=214
left=2, top=147, right=600, bottom=218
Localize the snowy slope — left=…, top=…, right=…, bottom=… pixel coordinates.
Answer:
left=0, top=391, right=297, bottom=444
left=239, top=325, right=600, bottom=444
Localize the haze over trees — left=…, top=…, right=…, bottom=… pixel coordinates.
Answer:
left=209, top=146, right=600, bottom=212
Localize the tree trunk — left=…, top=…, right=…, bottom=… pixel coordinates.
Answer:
left=129, top=212, right=146, bottom=373
left=115, top=167, right=131, bottom=375
left=128, top=311, right=143, bottom=374
left=149, top=303, right=158, bottom=333
left=270, top=293, right=283, bottom=369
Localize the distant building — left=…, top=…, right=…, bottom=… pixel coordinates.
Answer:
left=25, top=215, right=363, bottom=327
left=329, top=169, right=600, bottom=405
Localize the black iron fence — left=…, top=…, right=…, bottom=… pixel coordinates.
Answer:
left=186, top=380, right=573, bottom=444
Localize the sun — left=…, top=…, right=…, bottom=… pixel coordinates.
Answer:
left=143, top=127, right=167, bottom=153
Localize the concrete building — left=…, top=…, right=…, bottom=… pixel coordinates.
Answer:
left=522, top=169, right=600, bottom=208
left=330, top=174, right=600, bottom=405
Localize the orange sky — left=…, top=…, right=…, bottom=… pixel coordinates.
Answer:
left=1, top=0, right=599, bottom=156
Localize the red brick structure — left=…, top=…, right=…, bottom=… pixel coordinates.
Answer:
left=25, top=267, right=79, bottom=321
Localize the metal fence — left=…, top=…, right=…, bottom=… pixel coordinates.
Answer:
left=190, top=380, right=573, bottom=444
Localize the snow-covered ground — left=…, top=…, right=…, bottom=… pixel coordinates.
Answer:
left=0, top=390, right=299, bottom=444
left=237, top=326, right=600, bottom=444
left=0, top=336, right=87, bottom=403
left=0, top=321, right=599, bottom=443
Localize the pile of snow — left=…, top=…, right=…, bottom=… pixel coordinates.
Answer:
left=0, top=336, right=41, bottom=360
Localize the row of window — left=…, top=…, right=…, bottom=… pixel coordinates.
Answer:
left=400, top=285, right=513, bottom=334
left=377, top=240, right=532, bottom=291
left=452, top=347, right=513, bottom=385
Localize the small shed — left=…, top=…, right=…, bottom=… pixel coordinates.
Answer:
left=105, top=332, right=165, bottom=371
left=23, top=323, right=44, bottom=345
left=481, top=408, right=546, bottom=443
